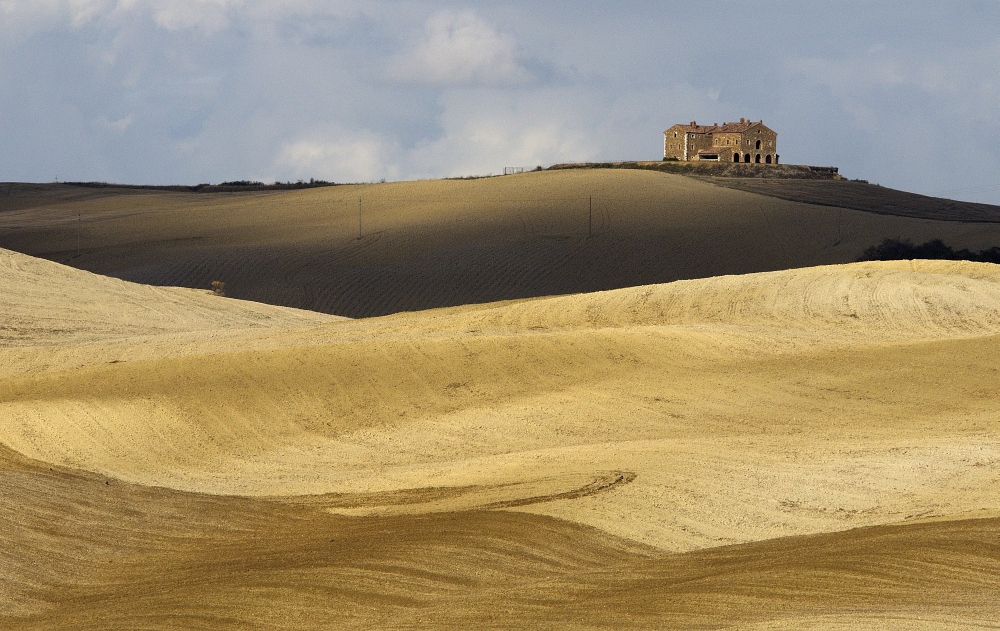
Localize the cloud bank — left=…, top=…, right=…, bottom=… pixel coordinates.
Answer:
left=389, top=10, right=533, bottom=86
left=1, top=1, right=998, bottom=203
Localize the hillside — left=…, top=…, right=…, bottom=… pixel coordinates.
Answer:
left=3, top=169, right=1000, bottom=317
left=702, top=176, right=1000, bottom=222
left=3, top=248, right=1000, bottom=628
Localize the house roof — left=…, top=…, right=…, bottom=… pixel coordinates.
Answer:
left=716, top=122, right=755, bottom=133
left=724, top=122, right=775, bottom=133
left=666, top=120, right=775, bottom=135
left=664, top=124, right=718, bottom=134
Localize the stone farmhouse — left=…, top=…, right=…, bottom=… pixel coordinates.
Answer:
left=664, top=118, right=778, bottom=164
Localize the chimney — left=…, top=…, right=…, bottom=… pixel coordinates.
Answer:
left=690, top=120, right=696, bottom=126
left=740, top=117, right=744, bottom=123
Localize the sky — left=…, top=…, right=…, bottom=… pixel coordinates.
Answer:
left=1, top=1, right=999, bottom=203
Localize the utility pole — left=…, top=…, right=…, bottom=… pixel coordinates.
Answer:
left=358, top=196, right=362, bottom=239
left=588, top=195, right=592, bottom=238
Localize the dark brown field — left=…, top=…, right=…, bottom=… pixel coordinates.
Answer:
left=3, top=169, right=999, bottom=317
left=702, top=176, right=1000, bottom=222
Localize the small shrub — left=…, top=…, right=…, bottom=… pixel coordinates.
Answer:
left=859, top=238, right=1000, bottom=264
left=211, top=280, right=226, bottom=296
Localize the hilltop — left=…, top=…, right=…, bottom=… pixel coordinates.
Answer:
left=2, top=169, right=999, bottom=317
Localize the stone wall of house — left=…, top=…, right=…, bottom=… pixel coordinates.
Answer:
left=710, top=132, right=743, bottom=162
left=689, top=133, right=714, bottom=158
left=663, top=128, right=684, bottom=160
left=665, top=121, right=778, bottom=164
left=742, top=125, right=778, bottom=164
left=663, top=124, right=715, bottom=161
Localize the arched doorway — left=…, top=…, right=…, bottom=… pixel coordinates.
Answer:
left=733, top=153, right=740, bottom=162
left=755, top=140, right=761, bottom=150
left=755, top=154, right=761, bottom=163
left=744, top=153, right=751, bottom=163
left=765, top=154, right=772, bottom=164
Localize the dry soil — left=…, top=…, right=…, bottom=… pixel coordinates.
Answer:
left=3, top=169, right=1000, bottom=317
left=3, top=244, right=1000, bottom=628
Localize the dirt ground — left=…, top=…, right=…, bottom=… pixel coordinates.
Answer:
left=3, top=239, right=1000, bottom=629
left=3, top=169, right=1000, bottom=317
left=700, top=176, right=1000, bottom=222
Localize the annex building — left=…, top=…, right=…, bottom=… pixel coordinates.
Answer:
left=664, top=118, right=778, bottom=164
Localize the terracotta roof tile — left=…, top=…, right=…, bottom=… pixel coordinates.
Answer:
left=664, top=124, right=718, bottom=134
left=665, top=121, right=775, bottom=136
left=715, top=123, right=751, bottom=133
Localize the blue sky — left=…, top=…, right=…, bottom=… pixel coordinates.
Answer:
left=2, top=1, right=999, bottom=203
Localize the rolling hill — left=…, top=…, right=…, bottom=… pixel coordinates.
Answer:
left=3, top=242, right=1000, bottom=628
left=3, top=169, right=1000, bottom=317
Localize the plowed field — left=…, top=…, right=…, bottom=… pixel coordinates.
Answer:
left=3, top=242, right=1000, bottom=628
left=3, top=170, right=1000, bottom=317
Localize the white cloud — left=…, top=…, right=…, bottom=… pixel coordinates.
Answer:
left=787, top=44, right=1000, bottom=130
left=274, top=129, right=398, bottom=182
left=400, top=90, right=600, bottom=178
left=0, top=0, right=190, bottom=36
left=96, top=114, right=135, bottom=133
left=269, top=89, right=607, bottom=184
left=0, top=0, right=365, bottom=37
left=0, top=0, right=110, bottom=39
left=150, top=0, right=236, bottom=32
left=388, top=10, right=533, bottom=86
left=4, top=2, right=1000, bottom=204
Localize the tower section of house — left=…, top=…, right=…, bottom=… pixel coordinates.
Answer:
left=663, top=122, right=718, bottom=162
left=664, top=118, right=778, bottom=164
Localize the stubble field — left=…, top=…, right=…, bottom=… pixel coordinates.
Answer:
left=3, top=169, right=1000, bottom=316
left=2, top=170, right=1000, bottom=629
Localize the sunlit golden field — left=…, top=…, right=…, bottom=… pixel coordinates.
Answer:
left=2, top=171, right=1000, bottom=629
